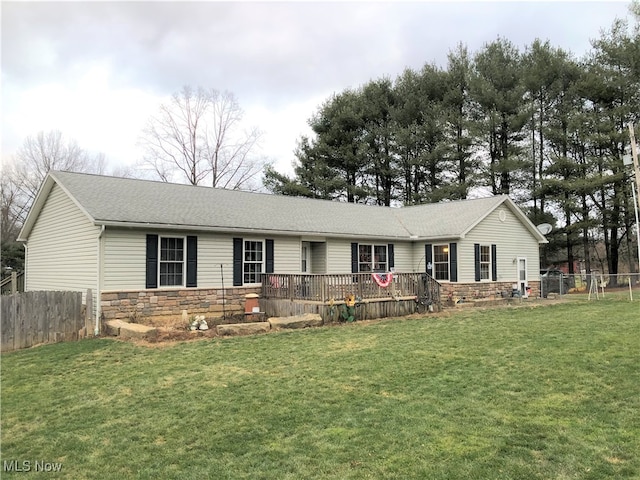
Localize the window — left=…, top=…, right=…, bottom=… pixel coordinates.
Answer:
left=358, top=244, right=387, bottom=272
left=243, top=240, right=263, bottom=284
left=159, top=237, right=184, bottom=286
left=233, top=238, right=273, bottom=286
left=433, top=244, right=449, bottom=281
left=480, top=245, right=491, bottom=280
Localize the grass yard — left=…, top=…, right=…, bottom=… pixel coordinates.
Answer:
left=1, top=300, right=639, bottom=479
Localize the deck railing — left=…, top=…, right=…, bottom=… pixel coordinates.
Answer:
left=260, top=272, right=441, bottom=305
left=1, top=271, right=24, bottom=295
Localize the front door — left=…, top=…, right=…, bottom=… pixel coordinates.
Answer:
left=301, top=242, right=311, bottom=273
left=517, top=257, right=528, bottom=296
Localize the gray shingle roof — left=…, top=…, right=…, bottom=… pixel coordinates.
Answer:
left=21, top=171, right=544, bottom=242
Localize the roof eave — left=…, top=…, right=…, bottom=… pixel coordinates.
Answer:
left=18, top=171, right=99, bottom=242
left=17, top=174, right=56, bottom=242
left=94, top=220, right=418, bottom=241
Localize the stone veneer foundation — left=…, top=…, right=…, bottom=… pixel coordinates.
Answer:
left=443, top=281, right=541, bottom=302
left=100, top=287, right=261, bottom=328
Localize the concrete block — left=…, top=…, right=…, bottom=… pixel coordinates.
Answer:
left=119, top=322, right=158, bottom=340
left=105, top=319, right=129, bottom=336
left=216, top=322, right=271, bottom=336
left=269, top=313, right=323, bottom=329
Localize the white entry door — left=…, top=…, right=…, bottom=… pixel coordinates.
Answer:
left=517, top=257, right=528, bottom=296
left=301, top=242, right=311, bottom=273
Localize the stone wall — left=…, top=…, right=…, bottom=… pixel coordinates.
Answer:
left=442, top=281, right=541, bottom=301
left=100, top=287, right=261, bottom=328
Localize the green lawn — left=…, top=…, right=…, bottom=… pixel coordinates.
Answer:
left=1, top=300, right=639, bottom=479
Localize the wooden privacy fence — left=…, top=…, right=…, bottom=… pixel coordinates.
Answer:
left=1, top=289, right=92, bottom=353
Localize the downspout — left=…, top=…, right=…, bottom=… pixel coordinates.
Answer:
left=95, top=225, right=105, bottom=336
left=23, top=243, right=28, bottom=290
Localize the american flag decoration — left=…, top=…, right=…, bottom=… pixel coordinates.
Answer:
left=372, top=272, right=393, bottom=287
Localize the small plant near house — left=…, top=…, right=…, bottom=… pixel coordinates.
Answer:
left=340, top=294, right=358, bottom=322
left=128, top=308, right=144, bottom=324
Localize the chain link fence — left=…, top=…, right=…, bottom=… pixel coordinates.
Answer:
left=540, top=271, right=640, bottom=300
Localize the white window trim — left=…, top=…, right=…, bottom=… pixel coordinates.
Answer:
left=243, top=239, right=265, bottom=285
left=479, top=244, right=492, bottom=282
left=358, top=244, right=388, bottom=273
left=158, top=235, right=186, bottom=288
left=433, top=243, right=450, bottom=282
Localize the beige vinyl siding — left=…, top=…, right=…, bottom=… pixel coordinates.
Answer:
left=102, top=229, right=147, bottom=290
left=411, top=244, right=425, bottom=273
left=391, top=241, right=413, bottom=272
left=273, top=236, right=301, bottom=273
left=198, top=232, right=233, bottom=288
left=326, top=238, right=353, bottom=274
left=459, top=204, right=540, bottom=283
left=310, top=242, right=327, bottom=274
left=103, top=231, right=303, bottom=290
left=26, top=183, right=99, bottom=296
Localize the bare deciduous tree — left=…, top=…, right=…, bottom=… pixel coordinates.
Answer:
left=139, top=86, right=268, bottom=190
left=1, top=162, right=28, bottom=245
left=13, top=130, right=107, bottom=206
left=2, top=130, right=109, bottom=272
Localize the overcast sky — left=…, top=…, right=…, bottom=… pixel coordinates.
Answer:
left=1, top=1, right=634, bottom=177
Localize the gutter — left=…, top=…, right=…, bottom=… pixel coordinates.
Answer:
left=93, top=220, right=418, bottom=242
left=22, top=243, right=28, bottom=290
left=95, top=225, right=105, bottom=336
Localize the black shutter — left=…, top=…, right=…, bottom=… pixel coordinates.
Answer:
left=388, top=243, right=395, bottom=270
left=425, top=244, right=433, bottom=275
left=233, top=238, right=243, bottom=286
left=491, top=244, right=497, bottom=281
left=351, top=243, right=359, bottom=273
left=449, top=242, right=458, bottom=282
left=266, top=239, right=274, bottom=274
left=186, top=236, right=197, bottom=287
left=474, top=243, right=481, bottom=282
left=146, top=234, right=158, bottom=289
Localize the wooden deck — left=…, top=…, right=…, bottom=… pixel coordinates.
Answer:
left=260, top=272, right=441, bottom=322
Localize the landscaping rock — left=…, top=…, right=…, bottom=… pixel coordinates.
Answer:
left=105, top=319, right=130, bottom=336
left=269, top=313, right=323, bottom=329
left=217, top=322, right=271, bottom=336
left=119, top=322, right=158, bottom=340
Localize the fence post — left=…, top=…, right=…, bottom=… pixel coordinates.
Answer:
left=11, top=271, right=17, bottom=294
left=85, top=288, right=93, bottom=338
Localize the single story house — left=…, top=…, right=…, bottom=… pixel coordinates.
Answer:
left=18, top=171, right=547, bottom=331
